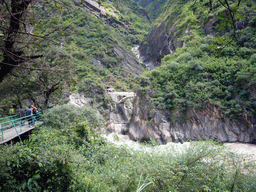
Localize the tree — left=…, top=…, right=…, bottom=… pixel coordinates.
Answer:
left=0, top=46, right=73, bottom=110
left=0, top=0, right=70, bottom=83
left=27, top=46, right=73, bottom=110
left=191, top=0, right=244, bottom=39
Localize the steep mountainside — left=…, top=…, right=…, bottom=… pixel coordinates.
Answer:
left=0, top=0, right=151, bottom=111
left=139, top=0, right=256, bottom=66
left=121, top=0, right=256, bottom=143
left=135, top=0, right=168, bottom=20
left=1, top=0, right=256, bottom=144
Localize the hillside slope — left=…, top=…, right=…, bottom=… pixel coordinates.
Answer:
left=0, top=0, right=151, bottom=111
left=119, top=0, right=256, bottom=143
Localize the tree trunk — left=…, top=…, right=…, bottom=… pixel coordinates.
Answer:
left=0, top=0, right=32, bottom=82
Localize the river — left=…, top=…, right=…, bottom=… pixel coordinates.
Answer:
left=103, top=133, right=256, bottom=161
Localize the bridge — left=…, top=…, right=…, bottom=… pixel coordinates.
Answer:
left=108, top=92, right=136, bottom=103
left=0, top=112, right=42, bottom=145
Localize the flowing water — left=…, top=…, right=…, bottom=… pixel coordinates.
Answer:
left=102, top=132, right=256, bottom=160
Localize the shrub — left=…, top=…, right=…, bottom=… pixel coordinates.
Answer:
left=0, top=143, right=73, bottom=191
left=239, top=47, right=255, bottom=57
left=176, top=52, right=192, bottom=62
left=222, top=46, right=237, bottom=56
left=202, top=35, right=216, bottom=44
left=189, top=60, right=205, bottom=71
left=42, top=104, right=104, bottom=130
left=250, top=53, right=256, bottom=63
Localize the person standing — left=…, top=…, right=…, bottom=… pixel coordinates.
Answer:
left=9, top=105, right=15, bottom=116
left=26, top=106, right=33, bottom=126
left=18, top=106, right=26, bottom=126
left=31, top=105, right=38, bottom=121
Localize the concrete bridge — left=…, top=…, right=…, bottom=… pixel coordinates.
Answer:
left=108, top=92, right=136, bottom=103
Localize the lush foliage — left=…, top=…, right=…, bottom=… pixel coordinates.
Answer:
left=140, top=0, right=256, bottom=119
left=48, top=0, right=150, bottom=92
left=145, top=32, right=256, bottom=118
left=42, top=104, right=104, bottom=130
left=136, top=0, right=170, bottom=21
left=0, top=105, right=256, bottom=191
left=0, top=0, right=150, bottom=111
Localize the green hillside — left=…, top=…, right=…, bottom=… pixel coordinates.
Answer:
left=139, top=0, right=256, bottom=119
left=135, top=0, right=169, bottom=20
left=0, top=0, right=150, bottom=110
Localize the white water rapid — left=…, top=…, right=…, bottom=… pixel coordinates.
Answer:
left=102, top=132, right=256, bottom=160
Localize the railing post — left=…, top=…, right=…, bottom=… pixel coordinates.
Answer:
left=20, top=118, right=22, bottom=132
left=1, top=123, right=3, bottom=141
left=32, top=115, right=35, bottom=126
left=11, top=120, right=23, bottom=144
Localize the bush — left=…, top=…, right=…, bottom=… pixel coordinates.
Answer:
left=76, top=140, right=256, bottom=191
left=42, top=104, right=104, bottom=130
left=222, top=46, right=237, bottom=56
left=239, top=47, right=255, bottom=57
left=189, top=60, right=205, bottom=71
left=176, top=52, right=192, bottom=62
left=1, top=137, right=256, bottom=192
left=250, top=53, right=256, bottom=63
left=0, top=143, right=73, bottom=191
left=202, top=35, right=216, bottom=44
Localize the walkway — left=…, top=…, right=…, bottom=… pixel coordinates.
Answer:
left=0, top=113, right=42, bottom=145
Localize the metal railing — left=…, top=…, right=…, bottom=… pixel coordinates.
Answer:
left=0, top=112, right=42, bottom=143
left=0, top=114, right=19, bottom=123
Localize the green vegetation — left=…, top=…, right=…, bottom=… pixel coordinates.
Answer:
left=145, top=32, right=256, bottom=118
left=139, top=0, right=256, bottom=119
left=57, top=1, right=150, bottom=91
left=137, top=0, right=170, bottom=21
left=1, top=105, right=256, bottom=191
left=0, top=0, right=150, bottom=110
left=1, top=1, right=256, bottom=190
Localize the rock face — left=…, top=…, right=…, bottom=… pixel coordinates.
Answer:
left=106, top=91, right=135, bottom=134
left=105, top=91, right=256, bottom=144
left=139, top=17, right=180, bottom=67
left=69, top=91, right=256, bottom=144
left=126, top=92, right=256, bottom=144
left=68, top=93, right=93, bottom=107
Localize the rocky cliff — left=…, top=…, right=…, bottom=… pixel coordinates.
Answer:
left=69, top=90, right=256, bottom=144
left=139, top=17, right=180, bottom=66
left=126, top=91, right=256, bottom=144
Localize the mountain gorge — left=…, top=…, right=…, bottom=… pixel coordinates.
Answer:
left=1, top=0, right=256, bottom=144
left=1, top=0, right=256, bottom=191
left=125, top=0, right=256, bottom=143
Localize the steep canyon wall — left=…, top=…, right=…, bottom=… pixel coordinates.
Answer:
left=127, top=92, right=256, bottom=144
left=69, top=92, right=256, bottom=144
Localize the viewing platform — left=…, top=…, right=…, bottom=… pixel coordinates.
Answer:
left=0, top=113, right=42, bottom=145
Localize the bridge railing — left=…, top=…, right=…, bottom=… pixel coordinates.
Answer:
left=0, top=114, right=19, bottom=123
left=0, top=112, right=42, bottom=142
